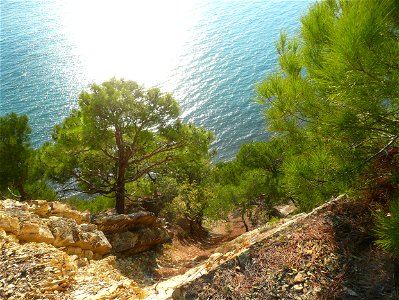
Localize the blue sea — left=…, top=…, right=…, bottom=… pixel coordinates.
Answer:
left=1, top=0, right=313, bottom=161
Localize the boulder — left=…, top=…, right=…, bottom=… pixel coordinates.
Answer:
left=106, top=227, right=170, bottom=255
left=0, top=199, right=169, bottom=257
left=92, top=210, right=161, bottom=233
left=46, top=217, right=111, bottom=255
left=1, top=199, right=29, bottom=211
left=107, top=231, right=139, bottom=253
left=93, top=209, right=170, bottom=254
left=129, top=227, right=171, bottom=254
left=18, top=217, right=55, bottom=244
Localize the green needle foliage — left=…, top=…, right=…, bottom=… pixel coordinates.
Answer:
left=0, top=113, right=55, bottom=201
left=374, top=197, right=399, bottom=258
left=257, top=0, right=399, bottom=211
left=42, top=78, right=213, bottom=213
left=0, top=113, right=32, bottom=200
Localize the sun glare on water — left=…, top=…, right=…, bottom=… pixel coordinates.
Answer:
left=59, top=0, right=200, bottom=87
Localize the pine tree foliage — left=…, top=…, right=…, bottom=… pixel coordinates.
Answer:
left=374, top=197, right=399, bottom=258
left=258, top=0, right=399, bottom=210
left=42, top=78, right=213, bottom=213
left=0, top=113, right=32, bottom=200
left=0, top=113, right=55, bottom=201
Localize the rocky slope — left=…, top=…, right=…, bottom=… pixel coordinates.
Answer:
left=0, top=199, right=169, bottom=299
left=0, top=196, right=395, bottom=299
left=170, top=196, right=396, bottom=299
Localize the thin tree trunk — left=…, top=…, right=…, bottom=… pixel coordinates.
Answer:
left=241, top=208, right=249, bottom=232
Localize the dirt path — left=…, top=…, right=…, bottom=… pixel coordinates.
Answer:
left=113, top=216, right=251, bottom=288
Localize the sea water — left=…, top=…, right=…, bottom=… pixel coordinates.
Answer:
left=1, top=0, right=313, bottom=161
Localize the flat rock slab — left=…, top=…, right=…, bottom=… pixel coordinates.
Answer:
left=92, top=211, right=162, bottom=233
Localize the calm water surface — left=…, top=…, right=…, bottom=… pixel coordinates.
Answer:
left=1, top=0, right=313, bottom=161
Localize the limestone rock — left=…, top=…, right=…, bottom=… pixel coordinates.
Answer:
left=1, top=199, right=29, bottom=211
left=46, top=217, right=77, bottom=247
left=107, top=231, right=139, bottom=253
left=0, top=198, right=169, bottom=258
left=18, top=217, right=55, bottom=244
left=93, top=209, right=170, bottom=254
left=46, top=217, right=111, bottom=255
left=0, top=199, right=110, bottom=258
left=107, top=227, right=170, bottom=254
left=27, top=200, right=49, bottom=217
left=271, top=202, right=297, bottom=218
left=293, top=272, right=306, bottom=284
left=131, top=227, right=170, bottom=254
left=0, top=211, right=20, bottom=234
left=48, top=201, right=90, bottom=224
left=0, top=204, right=55, bottom=243
left=92, top=210, right=161, bottom=233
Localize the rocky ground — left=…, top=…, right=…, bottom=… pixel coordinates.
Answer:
left=0, top=197, right=396, bottom=299
left=175, top=198, right=396, bottom=299
left=0, top=233, right=144, bottom=299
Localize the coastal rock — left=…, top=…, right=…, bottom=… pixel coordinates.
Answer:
left=0, top=211, right=20, bottom=235
left=18, top=216, right=55, bottom=244
left=107, top=227, right=170, bottom=255
left=0, top=199, right=29, bottom=211
left=48, top=201, right=90, bottom=224
left=93, top=209, right=170, bottom=254
left=0, top=198, right=169, bottom=257
left=27, top=200, right=49, bottom=217
left=0, top=199, right=110, bottom=258
left=46, top=217, right=111, bottom=255
left=107, top=231, right=139, bottom=253
left=92, top=210, right=161, bottom=233
left=132, top=227, right=171, bottom=253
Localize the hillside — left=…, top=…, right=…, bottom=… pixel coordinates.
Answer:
left=172, top=197, right=396, bottom=299
left=0, top=196, right=396, bottom=299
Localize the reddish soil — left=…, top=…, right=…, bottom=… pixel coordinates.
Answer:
left=114, top=215, right=252, bottom=287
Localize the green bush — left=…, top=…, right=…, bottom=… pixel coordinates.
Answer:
left=66, top=195, right=115, bottom=213
left=374, top=197, right=399, bottom=258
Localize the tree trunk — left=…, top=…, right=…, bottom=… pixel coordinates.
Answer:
left=115, top=180, right=125, bottom=214
left=16, top=182, right=28, bottom=201
left=241, top=208, right=249, bottom=232
left=114, top=128, right=126, bottom=214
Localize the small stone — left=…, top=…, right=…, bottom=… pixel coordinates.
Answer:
left=314, top=286, right=322, bottom=293
left=293, top=272, right=305, bottom=283
left=293, top=284, right=303, bottom=292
